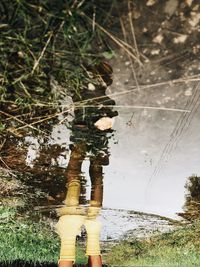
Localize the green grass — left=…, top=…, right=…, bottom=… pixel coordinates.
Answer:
left=0, top=0, right=116, bottom=136
left=105, top=221, right=200, bottom=267
left=2, top=204, right=200, bottom=266
left=0, top=206, right=87, bottom=264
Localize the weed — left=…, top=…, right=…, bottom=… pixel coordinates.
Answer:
left=0, top=0, right=115, bottom=136
left=0, top=205, right=87, bottom=264
left=105, top=221, right=200, bottom=266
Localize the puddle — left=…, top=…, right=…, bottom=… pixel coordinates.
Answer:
left=1, top=1, right=200, bottom=265
left=3, top=81, right=200, bottom=218
left=2, top=79, right=199, bottom=241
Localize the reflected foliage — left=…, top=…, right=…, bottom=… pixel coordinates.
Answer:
left=0, top=0, right=115, bottom=137
left=180, top=175, right=200, bottom=220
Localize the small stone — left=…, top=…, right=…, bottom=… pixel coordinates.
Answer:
left=146, top=0, right=157, bottom=6
left=88, top=83, right=95, bottom=91
left=185, top=0, right=193, bottom=6
left=47, top=195, right=55, bottom=201
left=153, top=34, right=164, bottom=44
left=193, top=5, right=199, bottom=11
left=164, top=0, right=178, bottom=16
left=185, top=88, right=193, bottom=96
left=189, top=12, right=200, bottom=27
left=125, top=61, right=131, bottom=66
left=143, top=27, right=148, bottom=33
left=141, top=150, right=148, bottom=154
left=132, top=10, right=141, bottom=19
left=18, top=51, right=24, bottom=58
left=173, top=34, right=188, bottom=44
left=151, top=49, right=160, bottom=55
left=73, top=26, right=77, bottom=32
left=164, top=97, right=171, bottom=103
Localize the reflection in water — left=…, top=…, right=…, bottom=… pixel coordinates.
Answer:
left=179, top=174, right=200, bottom=220
left=64, top=62, right=118, bottom=208
left=56, top=62, right=118, bottom=266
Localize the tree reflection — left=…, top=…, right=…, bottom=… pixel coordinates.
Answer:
left=180, top=175, right=200, bottom=220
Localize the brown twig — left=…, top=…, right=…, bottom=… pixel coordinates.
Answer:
left=19, top=80, right=32, bottom=98
left=73, top=105, right=190, bottom=113
left=0, top=139, right=6, bottom=152
left=128, top=0, right=141, bottom=64
left=81, top=12, right=142, bottom=65
left=47, top=75, right=200, bottom=110
left=8, top=76, right=200, bottom=131
left=117, top=36, right=149, bottom=62
left=31, top=31, right=53, bottom=75
left=15, top=108, right=72, bottom=130
left=0, top=157, right=12, bottom=171
left=0, top=110, right=47, bottom=135
left=119, top=17, right=140, bottom=92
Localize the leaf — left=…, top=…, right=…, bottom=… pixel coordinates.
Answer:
left=0, top=122, right=5, bottom=131
left=101, top=50, right=116, bottom=59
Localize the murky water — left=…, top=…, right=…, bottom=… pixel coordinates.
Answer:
left=19, top=76, right=200, bottom=221
left=2, top=71, right=199, bottom=267
left=105, top=79, right=200, bottom=219
left=2, top=63, right=199, bottom=245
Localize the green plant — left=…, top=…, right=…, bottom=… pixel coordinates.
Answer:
left=105, top=221, right=200, bottom=266
left=0, top=0, right=115, bottom=136
left=0, top=206, right=87, bottom=263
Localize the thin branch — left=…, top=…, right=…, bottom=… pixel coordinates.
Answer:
left=15, top=108, right=72, bottom=130
left=0, top=139, right=6, bottom=152
left=19, top=80, right=32, bottom=98
left=67, top=75, right=200, bottom=107
left=11, top=75, right=199, bottom=109
left=0, top=166, right=18, bottom=178
left=9, top=76, right=200, bottom=131
left=73, top=105, right=190, bottom=113
left=128, top=0, right=141, bottom=64
left=117, top=36, right=149, bottom=62
left=119, top=17, right=140, bottom=92
left=31, top=31, right=53, bottom=75
left=0, top=111, right=47, bottom=135
left=81, top=12, right=142, bottom=65
left=92, top=6, right=96, bottom=32
left=0, top=157, right=10, bottom=169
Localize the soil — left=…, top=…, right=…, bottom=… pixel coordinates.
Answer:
left=103, top=0, right=200, bottom=84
